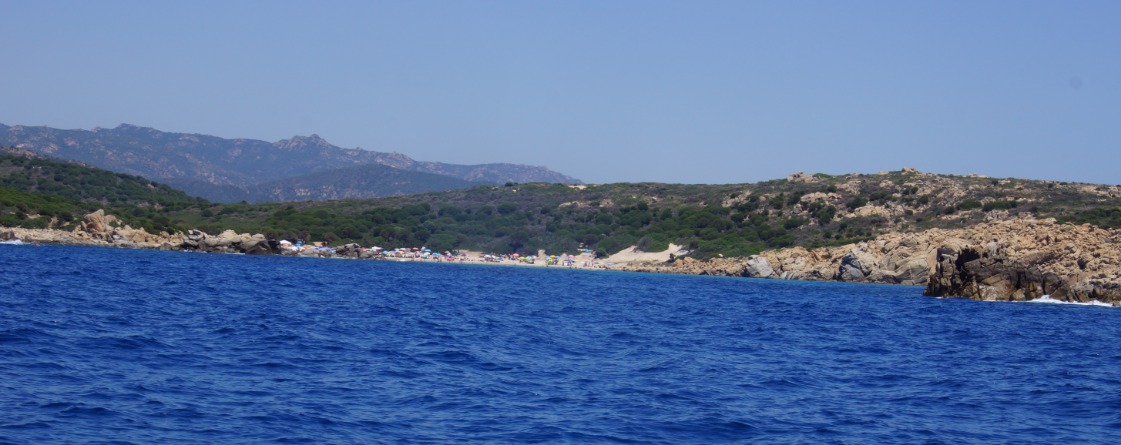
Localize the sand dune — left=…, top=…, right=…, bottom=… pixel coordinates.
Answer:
left=604, top=244, right=682, bottom=264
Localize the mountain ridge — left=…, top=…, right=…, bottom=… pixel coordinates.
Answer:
left=0, top=123, right=581, bottom=202
left=248, top=163, right=481, bottom=202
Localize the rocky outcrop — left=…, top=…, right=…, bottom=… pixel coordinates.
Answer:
left=1, top=210, right=170, bottom=248
left=1, top=210, right=273, bottom=255
left=186, top=229, right=272, bottom=254
left=743, top=256, right=774, bottom=278
left=746, top=239, right=935, bottom=285
left=836, top=250, right=878, bottom=281
left=614, top=217, right=1121, bottom=305
left=1, top=226, right=93, bottom=245
left=80, top=209, right=119, bottom=235
left=925, top=220, right=1121, bottom=304
left=335, top=243, right=363, bottom=258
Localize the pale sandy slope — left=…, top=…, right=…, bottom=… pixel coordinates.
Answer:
left=604, top=244, right=682, bottom=264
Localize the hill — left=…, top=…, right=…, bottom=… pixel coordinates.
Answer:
left=6, top=156, right=1121, bottom=303
left=0, top=151, right=202, bottom=231
left=0, top=123, right=582, bottom=202
left=247, top=163, right=482, bottom=202
left=160, top=169, right=1121, bottom=259
left=3, top=149, right=1119, bottom=262
left=0, top=152, right=200, bottom=207
left=158, top=163, right=491, bottom=203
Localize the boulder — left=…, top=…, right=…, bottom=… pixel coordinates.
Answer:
left=335, top=243, right=363, bottom=257
left=743, top=255, right=774, bottom=278
left=182, top=229, right=206, bottom=249
left=240, top=234, right=272, bottom=255
left=78, top=209, right=120, bottom=240
left=835, top=248, right=879, bottom=282
left=893, top=257, right=931, bottom=286
left=185, top=229, right=270, bottom=254
left=199, top=230, right=237, bottom=251
left=111, top=225, right=158, bottom=245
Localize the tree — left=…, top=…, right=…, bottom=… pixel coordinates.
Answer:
left=508, top=229, right=530, bottom=252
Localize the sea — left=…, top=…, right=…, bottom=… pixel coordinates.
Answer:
left=2, top=244, right=1120, bottom=444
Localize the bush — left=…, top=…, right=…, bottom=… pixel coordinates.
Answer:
left=635, top=235, right=670, bottom=253
left=813, top=206, right=837, bottom=225
left=957, top=200, right=982, bottom=211
left=783, top=217, right=807, bottom=230
left=846, top=197, right=867, bottom=210
left=983, top=200, right=1018, bottom=212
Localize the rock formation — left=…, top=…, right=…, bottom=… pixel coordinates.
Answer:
left=0, top=210, right=272, bottom=255
left=616, top=217, right=1121, bottom=305
left=185, top=229, right=272, bottom=254
left=334, top=243, right=364, bottom=258
left=925, top=220, right=1121, bottom=304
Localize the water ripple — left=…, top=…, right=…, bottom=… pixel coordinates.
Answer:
left=2, top=244, right=1121, bottom=443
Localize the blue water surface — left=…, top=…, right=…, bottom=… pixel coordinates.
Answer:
left=2, top=244, right=1120, bottom=444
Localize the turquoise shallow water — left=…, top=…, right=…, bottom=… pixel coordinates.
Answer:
left=2, top=244, right=1120, bottom=444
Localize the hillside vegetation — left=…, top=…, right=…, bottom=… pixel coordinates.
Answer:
left=246, top=163, right=480, bottom=202
left=0, top=152, right=203, bottom=232
left=3, top=151, right=1120, bottom=259
left=162, top=170, right=1121, bottom=259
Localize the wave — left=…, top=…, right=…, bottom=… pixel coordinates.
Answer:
left=1028, top=295, right=1116, bottom=308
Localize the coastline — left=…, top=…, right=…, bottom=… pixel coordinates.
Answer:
left=4, top=210, right=1121, bottom=306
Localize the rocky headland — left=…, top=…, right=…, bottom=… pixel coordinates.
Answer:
left=615, top=217, right=1121, bottom=305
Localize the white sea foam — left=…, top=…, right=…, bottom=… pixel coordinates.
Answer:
left=0, top=239, right=25, bottom=245
left=1028, top=295, right=1115, bottom=308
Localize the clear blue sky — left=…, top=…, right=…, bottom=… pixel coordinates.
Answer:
left=3, top=1, right=1119, bottom=185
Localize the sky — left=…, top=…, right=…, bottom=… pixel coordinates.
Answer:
left=2, top=1, right=1119, bottom=185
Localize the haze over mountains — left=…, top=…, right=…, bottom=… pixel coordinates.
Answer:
left=0, top=123, right=581, bottom=203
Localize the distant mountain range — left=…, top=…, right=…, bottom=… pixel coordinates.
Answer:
left=0, top=123, right=581, bottom=202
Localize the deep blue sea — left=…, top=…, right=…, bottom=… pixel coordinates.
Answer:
left=2, top=244, right=1121, bottom=444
